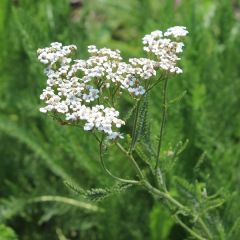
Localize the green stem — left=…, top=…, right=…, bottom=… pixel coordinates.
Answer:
left=143, top=182, right=212, bottom=240
left=129, top=99, right=140, bottom=152
left=116, top=142, right=145, bottom=180
left=174, top=215, right=206, bottom=240
left=99, top=141, right=139, bottom=184
left=143, top=181, right=187, bottom=210
left=117, top=144, right=186, bottom=211
left=144, top=73, right=164, bottom=95
left=155, top=77, right=168, bottom=170
left=116, top=145, right=187, bottom=211
left=116, top=143, right=211, bottom=240
left=198, top=217, right=213, bottom=239
left=111, top=84, right=120, bottom=104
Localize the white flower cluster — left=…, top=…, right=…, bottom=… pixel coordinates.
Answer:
left=37, top=42, right=76, bottom=65
left=37, top=27, right=187, bottom=139
left=142, top=26, right=188, bottom=74
left=37, top=43, right=125, bottom=140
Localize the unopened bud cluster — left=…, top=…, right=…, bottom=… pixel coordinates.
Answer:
left=37, top=26, right=188, bottom=139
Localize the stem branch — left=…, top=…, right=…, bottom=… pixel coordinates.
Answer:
left=99, top=140, right=139, bottom=184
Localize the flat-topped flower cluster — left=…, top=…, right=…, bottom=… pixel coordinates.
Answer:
left=37, top=26, right=188, bottom=139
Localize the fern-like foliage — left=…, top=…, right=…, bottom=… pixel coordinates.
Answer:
left=65, top=181, right=133, bottom=202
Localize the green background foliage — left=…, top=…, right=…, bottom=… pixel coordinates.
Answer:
left=0, top=0, right=239, bottom=239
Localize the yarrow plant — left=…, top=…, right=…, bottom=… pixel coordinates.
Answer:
left=37, top=27, right=217, bottom=239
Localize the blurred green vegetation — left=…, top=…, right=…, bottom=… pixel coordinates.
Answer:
left=0, top=0, right=240, bottom=239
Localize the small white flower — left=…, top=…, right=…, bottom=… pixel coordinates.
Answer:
left=107, top=132, right=124, bottom=140
left=164, top=26, right=189, bottom=38
left=84, top=122, right=94, bottom=131
left=39, top=107, right=47, bottom=113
